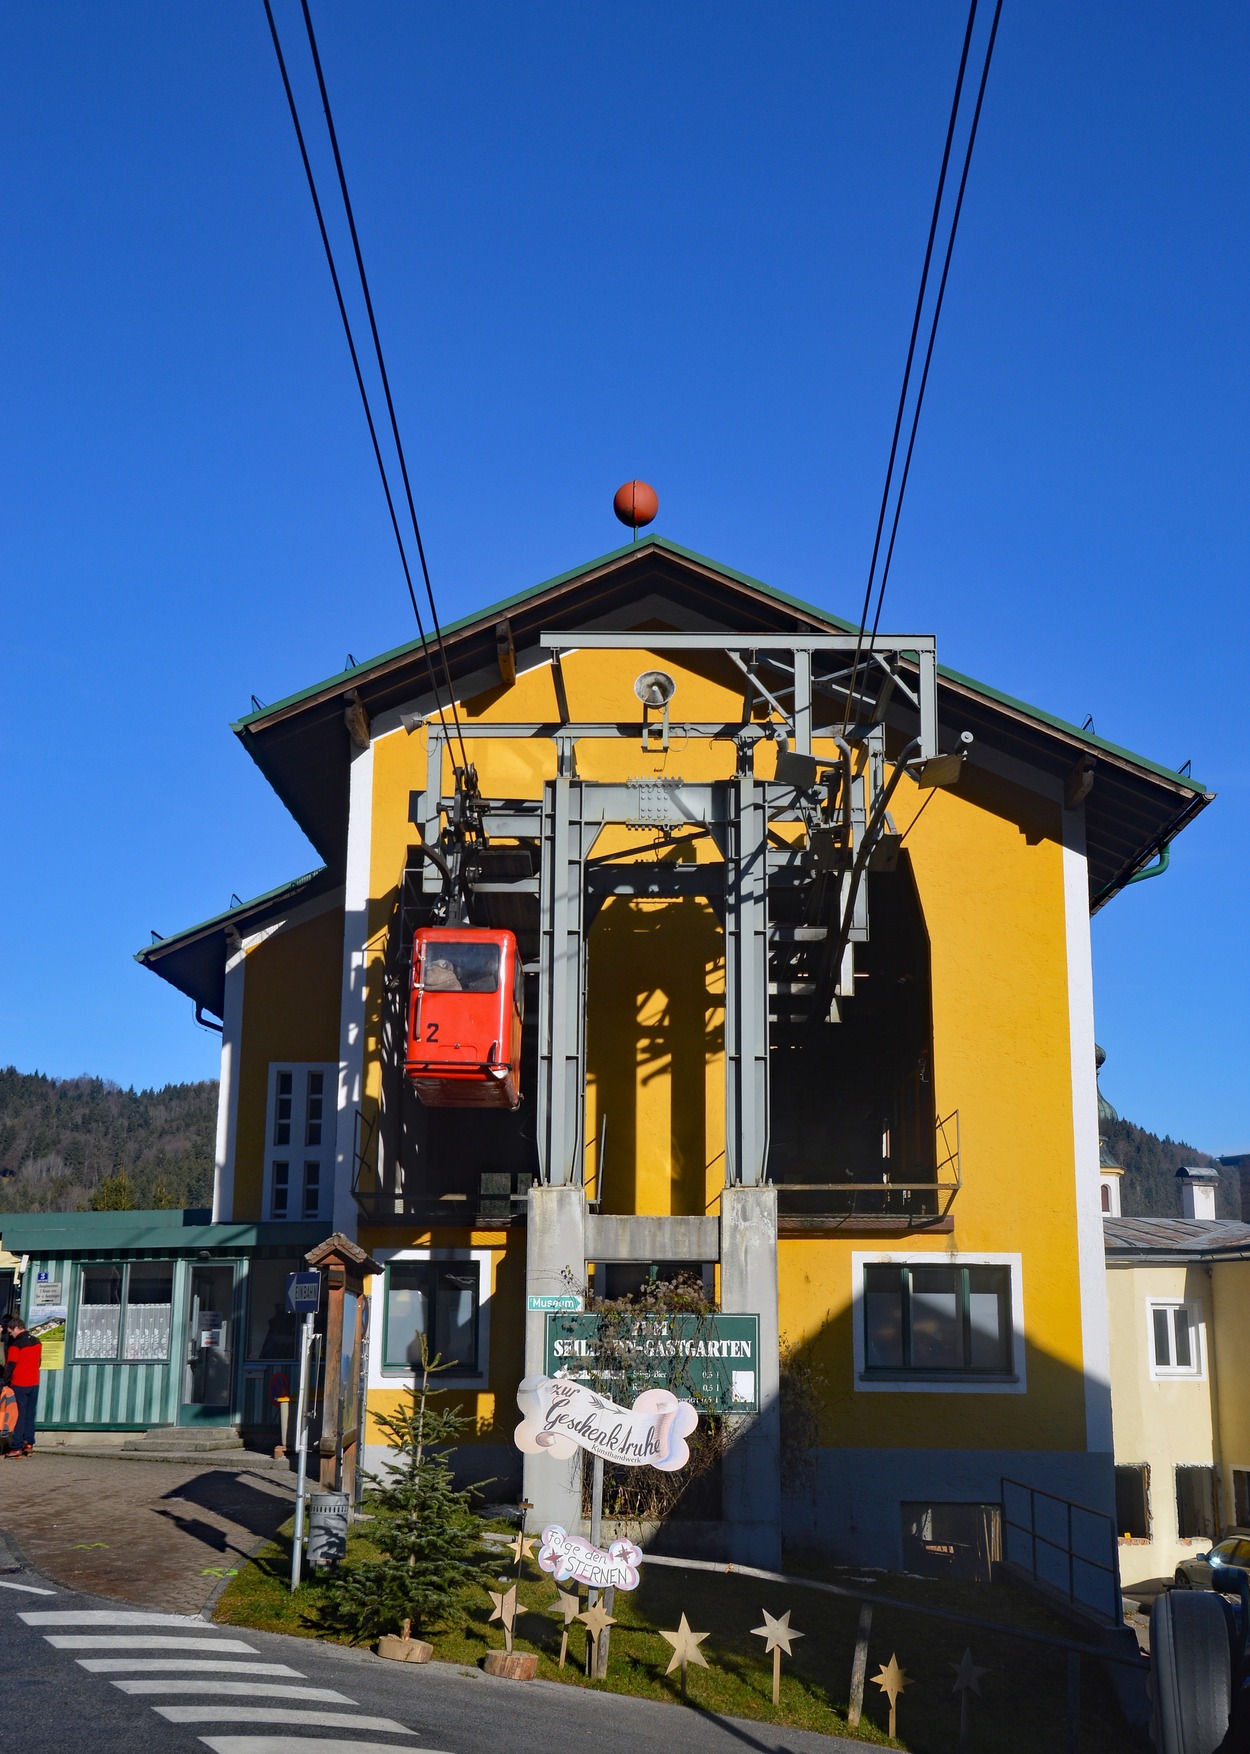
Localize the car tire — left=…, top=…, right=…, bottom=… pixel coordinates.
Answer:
left=1174, top=1572, right=1192, bottom=1590
left=1150, top=1588, right=1234, bottom=1754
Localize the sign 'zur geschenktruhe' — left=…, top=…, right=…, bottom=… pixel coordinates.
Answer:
left=514, top=1375, right=697, bottom=1471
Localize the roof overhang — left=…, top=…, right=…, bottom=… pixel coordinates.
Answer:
left=228, top=536, right=1210, bottom=914
left=135, top=867, right=342, bottom=1018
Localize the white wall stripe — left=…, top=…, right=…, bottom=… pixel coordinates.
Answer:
left=212, top=942, right=247, bottom=1221
left=332, top=738, right=375, bottom=1240
left=22, top=1610, right=201, bottom=1626
left=79, top=1660, right=304, bottom=1677
left=114, top=1680, right=353, bottom=1703
left=198, top=1740, right=446, bottom=1754
left=48, top=1636, right=258, bottom=1652
left=1062, top=803, right=1115, bottom=1457
left=157, top=1706, right=411, bottom=1732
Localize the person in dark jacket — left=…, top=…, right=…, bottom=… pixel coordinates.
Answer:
left=2, top=1320, right=42, bottom=1456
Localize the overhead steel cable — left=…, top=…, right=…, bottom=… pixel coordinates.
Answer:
left=261, top=0, right=450, bottom=738
left=841, top=0, right=980, bottom=735
left=866, top=0, right=1004, bottom=657
left=297, top=0, right=469, bottom=772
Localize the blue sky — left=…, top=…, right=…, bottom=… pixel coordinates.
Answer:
left=2, top=4, right=1246, bottom=1151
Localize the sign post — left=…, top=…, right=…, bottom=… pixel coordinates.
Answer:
left=286, top=1271, right=321, bottom=1593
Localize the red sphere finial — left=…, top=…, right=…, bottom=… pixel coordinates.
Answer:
left=613, top=480, right=659, bottom=529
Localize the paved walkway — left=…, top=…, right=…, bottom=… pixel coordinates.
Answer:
left=0, top=1453, right=296, bottom=1614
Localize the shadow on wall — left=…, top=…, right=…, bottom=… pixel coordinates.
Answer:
left=586, top=892, right=724, bottom=1217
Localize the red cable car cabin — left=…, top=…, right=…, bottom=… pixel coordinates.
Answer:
left=405, top=927, right=523, bottom=1109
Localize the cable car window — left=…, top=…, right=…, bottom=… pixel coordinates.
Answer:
left=422, top=941, right=500, bottom=993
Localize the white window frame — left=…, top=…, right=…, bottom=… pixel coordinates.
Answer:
left=262, top=1062, right=338, bottom=1223
left=851, top=1250, right=1027, bottom=1394
left=1147, top=1299, right=1205, bottom=1380
left=367, top=1247, right=492, bottom=1391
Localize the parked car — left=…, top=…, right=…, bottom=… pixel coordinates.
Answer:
left=1175, top=1532, right=1250, bottom=1592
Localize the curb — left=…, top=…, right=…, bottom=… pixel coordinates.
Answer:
left=0, top=1523, right=35, bottom=1576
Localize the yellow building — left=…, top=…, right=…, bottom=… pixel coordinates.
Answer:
left=1105, top=1208, right=1250, bottom=1593
left=140, top=535, right=1208, bottom=1573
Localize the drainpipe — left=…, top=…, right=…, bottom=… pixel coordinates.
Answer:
left=1125, top=843, right=1170, bottom=886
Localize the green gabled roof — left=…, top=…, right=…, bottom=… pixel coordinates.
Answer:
left=230, top=533, right=1204, bottom=795
left=135, top=866, right=340, bottom=1017
left=230, top=535, right=864, bottom=731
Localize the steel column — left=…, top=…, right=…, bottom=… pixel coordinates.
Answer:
left=724, top=776, right=770, bottom=1186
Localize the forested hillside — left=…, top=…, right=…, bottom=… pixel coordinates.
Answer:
left=0, top=1063, right=1233, bottom=1220
left=1103, top=1116, right=1237, bottom=1220
left=0, top=1066, right=216, bottom=1213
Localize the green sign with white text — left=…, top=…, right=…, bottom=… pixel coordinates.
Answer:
left=544, top=1312, right=759, bottom=1415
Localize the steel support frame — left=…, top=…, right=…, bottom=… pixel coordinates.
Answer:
left=721, top=777, right=770, bottom=1187
left=533, top=776, right=769, bottom=1190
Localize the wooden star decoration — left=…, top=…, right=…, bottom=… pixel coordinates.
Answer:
left=751, top=1608, right=804, bottom=1657
left=555, top=1589, right=580, bottom=1668
left=951, top=1646, right=989, bottom=1745
left=751, top=1608, right=804, bottom=1705
left=872, top=1653, right=909, bottom=1738
left=487, top=1584, right=518, bottom=1652
left=507, top=1531, right=538, bottom=1566
left=577, top=1600, right=616, bottom=1642
left=659, top=1613, right=711, bottom=1697
left=950, top=1647, right=989, bottom=1696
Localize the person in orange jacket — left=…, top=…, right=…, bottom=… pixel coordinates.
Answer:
left=1, top=1319, right=42, bottom=1456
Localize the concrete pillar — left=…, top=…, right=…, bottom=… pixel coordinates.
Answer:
left=719, top=1184, right=781, bottom=1567
left=522, top=1183, right=587, bottom=1536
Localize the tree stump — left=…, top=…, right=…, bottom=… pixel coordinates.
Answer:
left=377, top=1635, right=434, bottom=1663
left=482, top=1650, right=538, bottom=1681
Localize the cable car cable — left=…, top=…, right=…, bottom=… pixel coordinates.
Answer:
left=866, top=0, right=1003, bottom=656
left=296, top=0, right=469, bottom=773
left=841, top=0, right=980, bottom=734
left=261, top=0, right=449, bottom=735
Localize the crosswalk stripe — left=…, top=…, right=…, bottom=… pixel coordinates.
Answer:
left=115, top=1681, right=354, bottom=1704
left=198, top=1742, right=449, bottom=1754
left=21, top=1610, right=200, bottom=1626
left=79, top=1660, right=305, bottom=1677
left=158, top=1707, right=413, bottom=1733
left=48, top=1636, right=259, bottom=1651
left=0, top=1580, right=57, bottom=1595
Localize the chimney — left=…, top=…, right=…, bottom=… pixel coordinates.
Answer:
left=1177, top=1166, right=1219, bottom=1221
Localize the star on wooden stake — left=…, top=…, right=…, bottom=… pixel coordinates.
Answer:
left=751, top=1608, right=804, bottom=1705
left=555, top=1589, right=580, bottom=1668
left=578, top=1600, right=616, bottom=1642
left=872, top=1652, right=909, bottom=1739
left=660, top=1613, right=710, bottom=1699
left=506, top=1531, right=538, bottom=1567
left=487, top=1584, right=518, bottom=1653
left=950, top=1647, right=990, bottom=1744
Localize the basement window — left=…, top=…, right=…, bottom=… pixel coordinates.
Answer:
left=1114, top=1464, right=1151, bottom=1540
left=1235, top=1470, right=1250, bottom=1528
left=1176, top=1466, right=1217, bottom=1540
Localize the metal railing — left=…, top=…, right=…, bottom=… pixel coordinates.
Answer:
left=1001, top=1476, right=1122, bottom=1627
left=772, top=1110, right=961, bottom=1223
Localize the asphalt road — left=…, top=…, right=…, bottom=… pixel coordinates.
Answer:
left=0, top=1568, right=857, bottom=1754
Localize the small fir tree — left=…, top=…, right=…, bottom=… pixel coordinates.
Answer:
left=321, top=1337, right=487, bottom=1642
